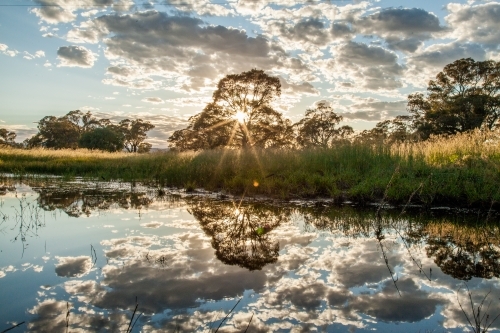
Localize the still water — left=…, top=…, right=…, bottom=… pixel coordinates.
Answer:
left=0, top=179, right=499, bottom=332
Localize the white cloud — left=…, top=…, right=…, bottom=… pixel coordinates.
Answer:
left=57, top=45, right=96, bottom=68
left=0, top=43, right=19, bottom=57
left=445, top=2, right=500, bottom=49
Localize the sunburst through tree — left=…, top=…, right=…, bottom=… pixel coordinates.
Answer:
left=168, top=69, right=294, bottom=151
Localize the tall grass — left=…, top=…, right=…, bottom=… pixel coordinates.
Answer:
left=1, top=129, right=499, bottom=206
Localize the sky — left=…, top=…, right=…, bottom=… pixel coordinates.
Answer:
left=0, top=0, right=499, bottom=148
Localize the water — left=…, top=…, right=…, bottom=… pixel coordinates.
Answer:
left=0, top=179, right=499, bottom=332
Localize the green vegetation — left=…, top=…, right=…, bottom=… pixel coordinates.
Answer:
left=1, top=129, right=499, bottom=207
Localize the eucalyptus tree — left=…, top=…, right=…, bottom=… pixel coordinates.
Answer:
left=408, top=58, right=500, bottom=139
left=0, top=128, right=17, bottom=147
left=168, top=69, right=294, bottom=151
left=294, top=102, right=353, bottom=148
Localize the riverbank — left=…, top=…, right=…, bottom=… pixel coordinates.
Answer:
left=1, top=130, right=499, bottom=207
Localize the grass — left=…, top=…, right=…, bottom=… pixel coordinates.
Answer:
left=1, top=129, right=499, bottom=207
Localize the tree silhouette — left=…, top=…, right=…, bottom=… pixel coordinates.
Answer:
left=0, top=128, right=17, bottom=147
left=355, top=115, right=415, bottom=145
left=295, top=102, right=353, bottom=148
left=168, top=69, right=294, bottom=151
left=188, top=199, right=291, bottom=270
left=79, top=126, right=125, bottom=152
left=408, top=58, right=500, bottom=139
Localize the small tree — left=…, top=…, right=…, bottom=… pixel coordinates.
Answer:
left=295, top=102, right=353, bottom=148
left=408, top=58, right=500, bottom=139
left=0, top=128, right=17, bottom=147
left=168, top=69, right=294, bottom=151
left=119, top=118, right=155, bottom=153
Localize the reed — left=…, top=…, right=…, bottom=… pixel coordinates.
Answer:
left=1, top=129, right=499, bottom=206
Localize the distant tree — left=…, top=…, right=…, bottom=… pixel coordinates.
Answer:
left=168, top=69, right=294, bottom=151
left=79, top=126, right=124, bottom=152
left=294, top=102, right=354, bottom=148
left=32, top=115, right=81, bottom=149
left=355, top=115, right=415, bottom=145
left=119, top=118, right=155, bottom=153
left=27, top=110, right=113, bottom=149
left=64, top=110, right=108, bottom=133
left=0, top=128, right=17, bottom=147
left=408, top=58, right=500, bottom=139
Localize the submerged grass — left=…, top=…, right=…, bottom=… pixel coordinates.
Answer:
left=1, top=129, right=499, bottom=206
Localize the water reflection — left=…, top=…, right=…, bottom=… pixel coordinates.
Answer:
left=188, top=199, right=291, bottom=270
left=35, top=187, right=154, bottom=217
left=1, top=180, right=499, bottom=332
left=424, top=220, right=500, bottom=280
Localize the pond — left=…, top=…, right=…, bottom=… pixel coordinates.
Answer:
left=0, top=179, right=499, bottom=332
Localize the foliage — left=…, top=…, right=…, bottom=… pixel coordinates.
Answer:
left=119, top=118, right=155, bottom=153
left=24, top=110, right=153, bottom=152
left=168, top=69, right=294, bottom=151
left=0, top=128, right=17, bottom=147
left=408, top=58, right=500, bottom=139
left=356, top=115, right=416, bottom=145
left=79, top=126, right=125, bottom=152
left=295, top=102, right=353, bottom=148
left=2, top=129, right=500, bottom=206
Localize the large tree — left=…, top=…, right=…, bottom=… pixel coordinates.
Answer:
left=168, top=69, right=294, bottom=151
left=408, top=58, right=500, bottom=139
left=294, top=102, right=353, bottom=148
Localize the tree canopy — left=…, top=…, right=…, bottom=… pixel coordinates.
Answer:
left=168, top=69, right=294, bottom=151
left=408, top=58, right=500, bottom=139
left=26, top=110, right=154, bottom=152
left=0, top=128, right=17, bottom=147
left=79, top=126, right=124, bottom=152
left=119, top=118, right=155, bottom=153
left=295, top=102, right=353, bottom=148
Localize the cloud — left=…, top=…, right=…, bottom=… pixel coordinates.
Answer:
left=355, top=7, right=445, bottom=52
left=340, top=100, right=408, bottom=121
left=163, top=0, right=234, bottom=16
left=142, top=97, right=164, bottom=104
left=445, top=2, right=500, bottom=49
left=57, top=45, right=96, bottom=68
left=268, top=18, right=332, bottom=49
left=55, top=256, right=92, bottom=277
left=406, top=41, right=487, bottom=87
left=31, top=0, right=114, bottom=24
left=0, top=43, right=19, bottom=57
left=68, top=10, right=308, bottom=92
left=328, top=41, right=404, bottom=90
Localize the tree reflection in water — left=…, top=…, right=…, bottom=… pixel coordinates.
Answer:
left=187, top=199, right=291, bottom=270
left=424, top=220, right=500, bottom=280
left=35, top=187, right=154, bottom=217
left=301, top=206, right=500, bottom=281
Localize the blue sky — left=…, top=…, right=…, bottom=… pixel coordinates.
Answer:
left=1, top=0, right=499, bottom=148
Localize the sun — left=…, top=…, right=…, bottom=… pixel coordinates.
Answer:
left=234, top=111, right=247, bottom=124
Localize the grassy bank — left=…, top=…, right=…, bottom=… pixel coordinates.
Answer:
left=1, top=130, right=499, bottom=207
